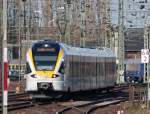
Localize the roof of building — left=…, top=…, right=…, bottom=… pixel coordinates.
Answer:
left=125, top=28, right=144, bottom=51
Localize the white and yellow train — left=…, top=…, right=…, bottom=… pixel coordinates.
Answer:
left=25, top=40, right=117, bottom=98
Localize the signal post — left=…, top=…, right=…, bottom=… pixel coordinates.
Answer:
left=2, top=0, right=8, bottom=114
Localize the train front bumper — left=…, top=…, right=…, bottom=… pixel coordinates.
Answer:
left=25, top=75, right=65, bottom=92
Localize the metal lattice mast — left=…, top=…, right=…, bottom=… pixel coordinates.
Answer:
left=56, top=0, right=67, bottom=43
left=117, top=0, right=124, bottom=84
left=23, top=0, right=26, bottom=41
left=108, top=0, right=114, bottom=49
left=65, top=0, right=71, bottom=45
left=104, top=0, right=109, bottom=47
left=51, top=0, right=57, bottom=27
left=105, top=0, right=112, bottom=48
left=80, top=0, right=86, bottom=47
left=144, top=22, right=150, bottom=83
left=18, top=0, right=22, bottom=84
left=95, top=0, right=101, bottom=47
left=27, top=0, right=31, bottom=48
left=143, top=19, right=150, bottom=108
left=101, top=0, right=107, bottom=47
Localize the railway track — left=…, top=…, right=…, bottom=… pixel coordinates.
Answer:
left=0, top=84, right=129, bottom=113
left=0, top=90, right=16, bottom=95
left=0, top=92, right=34, bottom=112
left=55, top=84, right=147, bottom=114
left=0, top=93, right=30, bottom=101
left=56, top=97, right=127, bottom=114
left=55, top=85, right=129, bottom=114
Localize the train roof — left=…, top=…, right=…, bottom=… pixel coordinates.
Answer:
left=31, top=40, right=116, bottom=58
left=60, top=43, right=116, bottom=58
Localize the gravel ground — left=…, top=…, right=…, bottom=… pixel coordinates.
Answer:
left=8, top=102, right=62, bottom=114
left=6, top=80, right=150, bottom=114
left=8, top=102, right=150, bottom=114
left=8, top=79, right=26, bottom=93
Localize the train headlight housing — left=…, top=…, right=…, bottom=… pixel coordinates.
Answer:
left=52, top=74, right=60, bottom=78
left=31, top=74, right=37, bottom=78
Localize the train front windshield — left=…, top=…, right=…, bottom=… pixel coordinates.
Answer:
left=32, top=43, right=60, bottom=71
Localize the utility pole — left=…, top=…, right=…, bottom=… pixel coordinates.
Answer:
left=65, top=0, right=71, bottom=45
left=22, top=0, right=26, bottom=40
left=95, top=0, right=101, bottom=47
left=18, top=0, right=22, bottom=84
left=144, top=21, right=150, bottom=109
left=144, top=22, right=150, bottom=83
left=104, top=0, right=110, bottom=48
left=2, top=0, right=8, bottom=113
left=57, top=0, right=67, bottom=43
left=105, top=0, right=112, bottom=48
left=117, top=0, right=124, bottom=84
left=80, top=0, right=86, bottom=47
left=27, top=0, right=31, bottom=48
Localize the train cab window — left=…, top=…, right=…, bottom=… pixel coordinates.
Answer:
left=26, top=62, right=31, bottom=74
left=58, top=62, right=65, bottom=74
left=32, top=43, right=60, bottom=71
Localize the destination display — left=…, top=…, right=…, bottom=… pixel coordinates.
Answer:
left=36, top=48, right=56, bottom=52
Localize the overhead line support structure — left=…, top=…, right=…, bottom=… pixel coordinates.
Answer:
left=80, top=0, right=86, bottom=47
left=117, top=0, right=124, bottom=84
left=144, top=21, right=150, bottom=108
left=65, top=0, right=71, bottom=45
left=144, top=22, right=150, bottom=83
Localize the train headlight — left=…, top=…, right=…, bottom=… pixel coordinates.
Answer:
left=31, top=74, right=37, bottom=78
left=52, top=74, right=60, bottom=78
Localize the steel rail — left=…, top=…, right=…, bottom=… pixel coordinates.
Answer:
left=85, top=98, right=127, bottom=114
left=55, top=97, right=127, bottom=114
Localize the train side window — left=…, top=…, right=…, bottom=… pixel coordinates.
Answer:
left=26, top=62, right=31, bottom=74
